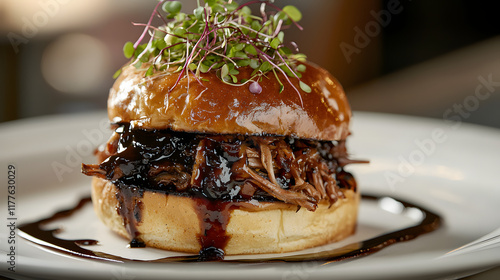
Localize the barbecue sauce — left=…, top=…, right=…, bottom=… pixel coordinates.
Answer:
left=194, top=199, right=232, bottom=261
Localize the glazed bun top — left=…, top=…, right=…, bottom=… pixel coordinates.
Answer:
left=108, top=62, right=351, bottom=141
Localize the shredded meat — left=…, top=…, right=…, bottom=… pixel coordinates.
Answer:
left=242, top=138, right=350, bottom=209
left=149, top=163, right=190, bottom=191
left=82, top=124, right=366, bottom=211
left=243, top=165, right=317, bottom=211
left=190, top=139, right=208, bottom=186
left=82, top=163, right=106, bottom=178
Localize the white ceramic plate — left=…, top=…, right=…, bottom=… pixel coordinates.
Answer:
left=1, top=111, right=499, bottom=280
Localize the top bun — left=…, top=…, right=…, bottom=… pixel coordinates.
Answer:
left=108, top=62, right=351, bottom=141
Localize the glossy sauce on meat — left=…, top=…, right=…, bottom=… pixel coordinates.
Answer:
left=95, top=124, right=357, bottom=201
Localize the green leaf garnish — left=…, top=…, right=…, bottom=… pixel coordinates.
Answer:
left=296, top=64, right=306, bottom=73
left=299, top=81, right=311, bottom=93
left=270, top=37, right=281, bottom=49
left=259, top=61, right=272, bottom=72
left=225, top=1, right=239, bottom=12
left=120, top=0, right=309, bottom=105
left=162, top=1, right=182, bottom=15
left=193, top=6, right=204, bottom=20
left=113, top=68, right=122, bottom=79
left=123, top=41, right=134, bottom=59
left=282, top=5, right=302, bottom=22
left=145, top=65, right=154, bottom=77
left=244, top=45, right=257, bottom=56
left=221, top=64, right=229, bottom=79
left=188, top=63, right=197, bottom=71
left=277, top=32, right=285, bottom=44
left=199, top=63, right=210, bottom=73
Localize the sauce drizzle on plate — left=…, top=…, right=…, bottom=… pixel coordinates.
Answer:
left=18, top=194, right=441, bottom=263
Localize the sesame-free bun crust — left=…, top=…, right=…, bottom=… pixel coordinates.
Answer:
left=108, top=62, right=351, bottom=141
left=91, top=177, right=359, bottom=255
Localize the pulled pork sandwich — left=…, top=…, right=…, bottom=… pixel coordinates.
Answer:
left=82, top=0, right=364, bottom=259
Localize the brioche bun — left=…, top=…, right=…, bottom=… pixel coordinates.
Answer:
left=91, top=177, right=359, bottom=255
left=108, top=62, right=351, bottom=141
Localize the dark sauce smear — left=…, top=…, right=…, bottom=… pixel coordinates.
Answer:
left=18, top=194, right=441, bottom=264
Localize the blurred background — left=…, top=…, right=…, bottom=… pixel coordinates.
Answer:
left=1, top=0, right=499, bottom=128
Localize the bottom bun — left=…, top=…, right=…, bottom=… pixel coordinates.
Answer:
left=91, top=177, right=360, bottom=255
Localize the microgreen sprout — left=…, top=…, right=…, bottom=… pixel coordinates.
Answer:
left=121, top=0, right=310, bottom=104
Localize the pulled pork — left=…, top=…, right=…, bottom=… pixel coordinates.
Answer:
left=82, top=124, right=364, bottom=211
